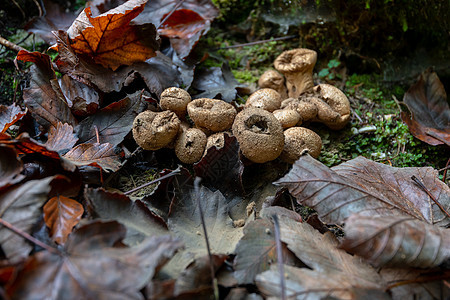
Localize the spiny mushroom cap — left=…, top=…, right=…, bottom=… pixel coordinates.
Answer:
left=232, top=108, right=284, bottom=163
left=132, top=110, right=180, bottom=150
left=258, top=70, right=285, bottom=89
left=245, top=88, right=282, bottom=112
left=274, top=48, right=317, bottom=74
left=281, top=127, right=322, bottom=163
left=187, top=98, right=237, bottom=132
left=313, top=84, right=350, bottom=129
left=273, top=109, right=301, bottom=129
left=160, top=87, right=191, bottom=118
left=175, top=128, right=207, bottom=164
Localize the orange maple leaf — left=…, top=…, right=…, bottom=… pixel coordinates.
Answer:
left=68, top=0, right=159, bottom=70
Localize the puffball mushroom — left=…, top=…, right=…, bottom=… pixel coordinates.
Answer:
left=281, top=127, right=322, bottom=163
left=232, top=108, right=284, bottom=163
left=273, top=109, right=301, bottom=129
left=311, top=84, right=351, bottom=130
left=245, top=88, right=282, bottom=112
left=175, top=128, right=207, bottom=164
left=258, top=69, right=287, bottom=99
left=132, top=110, right=181, bottom=150
left=206, top=132, right=229, bottom=150
left=187, top=98, right=237, bottom=132
left=160, top=87, right=191, bottom=119
left=274, top=48, right=317, bottom=98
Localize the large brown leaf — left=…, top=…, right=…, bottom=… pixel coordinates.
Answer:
left=15, top=50, right=77, bottom=130
left=75, top=92, right=145, bottom=146
left=0, top=146, right=25, bottom=191
left=275, top=155, right=450, bottom=226
left=67, top=0, right=159, bottom=70
left=0, top=177, right=55, bottom=262
left=401, top=69, right=450, bottom=146
left=0, top=104, right=26, bottom=133
left=340, top=214, right=450, bottom=268
left=85, top=187, right=169, bottom=246
left=58, top=75, right=100, bottom=116
left=63, top=142, right=122, bottom=172
left=7, top=221, right=183, bottom=300
left=43, top=195, right=84, bottom=245
left=45, top=122, right=78, bottom=153
left=255, top=216, right=384, bottom=299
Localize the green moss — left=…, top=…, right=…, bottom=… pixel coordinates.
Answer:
left=232, top=69, right=259, bottom=84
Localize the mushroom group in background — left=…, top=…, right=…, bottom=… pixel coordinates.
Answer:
left=132, top=48, right=350, bottom=165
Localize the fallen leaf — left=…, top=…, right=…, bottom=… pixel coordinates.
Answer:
left=76, top=92, right=145, bottom=146
left=0, top=103, right=26, bottom=133
left=233, top=218, right=299, bottom=284
left=67, top=0, right=159, bottom=70
left=24, top=0, right=77, bottom=44
left=63, top=142, right=122, bottom=172
left=340, top=214, right=450, bottom=268
left=161, top=45, right=195, bottom=89
left=255, top=216, right=384, bottom=299
left=194, top=134, right=244, bottom=196
left=163, top=184, right=243, bottom=277
left=192, top=63, right=249, bottom=102
left=275, top=155, right=450, bottom=226
left=0, top=177, right=55, bottom=262
left=7, top=221, right=183, bottom=300
left=401, top=69, right=450, bottom=146
left=134, top=0, right=219, bottom=59
left=15, top=50, right=77, bottom=130
left=85, top=187, right=169, bottom=245
left=59, top=74, right=100, bottom=116
left=0, top=145, right=25, bottom=191
left=45, top=122, right=78, bottom=153
left=43, top=195, right=84, bottom=245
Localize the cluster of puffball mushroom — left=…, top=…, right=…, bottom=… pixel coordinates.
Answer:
left=132, top=48, right=351, bottom=164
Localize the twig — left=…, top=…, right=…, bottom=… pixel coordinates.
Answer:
left=441, top=158, right=450, bottom=183
left=0, top=36, right=25, bottom=52
left=411, top=175, right=450, bottom=218
left=212, top=35, right=298, bottom=51
left=10, top=0, right=26, bottom=19
left=194, top=177, right=219, bottom=300
left=157, top=0, right=186, bottom=29
left=272, top=214, right=286, bottom=300
left=0, top=217, right=60, bottom=255
left=31, top=0, right=44, bottom=17
left=94, top=125, right=100, bottom=144
left=124, top=167, right=181, bottom=195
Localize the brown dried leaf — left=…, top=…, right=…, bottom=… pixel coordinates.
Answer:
left=43, top=195, right=84, bottom=245
left=75, top=92, right=145, bottom=146
left=67, top=0, right=159, bottom=70
left=275, top=155, right=450, bottom=226
left=59, top=75, right=100, bottom=116
left=255, top=216, right=384, bottom=299
left=0, top=177, right=55, bottom=262
left=63, top=142, right=122, bottom=172
left=0, top=145, right=25, bottom=191
left=15, top=50, right=77, bottom=130
left=0, top=104, right=26, bottom=133
left=340, top=214, right=450, bottom=268
left=401, top=69, right=450, bottom=146
left=7, top=221, right=183, bottom=300
left=45, top=122, right=78, bottom=153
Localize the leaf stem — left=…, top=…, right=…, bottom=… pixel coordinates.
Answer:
left=0, top=217, right=60, bottom=255
left=411, top=175, right=450, bottom=219
left=124, top=167, right=181, bottom=195
left=272, top=214, right=286, bottom=300
left=212, top=35, right=298, bottom=51
left=0, top=36, right=25, bottom=52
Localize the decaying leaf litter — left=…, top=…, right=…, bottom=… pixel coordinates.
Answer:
left=0, top=0, right=449, bottom=299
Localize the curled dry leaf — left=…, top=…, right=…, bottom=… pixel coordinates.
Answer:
left=63, top=142, right=122, bottom=172
left=0, top=177, right=55, bottom=262
left=45, top=122, right=78, bottom=153
left=340, top=214, right=450, bottom=268
left=16, top=50, right=77, bottom=130
left=58, top=75, right=100, bottom=116
left=43, top=195, right=84, bottom=245
left=67, top=0, right=159, bottom=70
left=7, top=221, right=183, bottom=300
left=275, top=155, right=450, bottom=226
left=0, top=145, right=25, bottom=191
left=0, top=104, right=26, bottom=133
left=401, top=69, right=450, bottom=146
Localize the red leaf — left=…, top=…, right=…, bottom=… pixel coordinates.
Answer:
left=0, top=104, right=27, bottom=133
left=63, top=142, right=122, bottom=172
left=401, top=69, right=450, bottom=146
left=44, top=195, right=84, bottom=245
left=67, top=0, right=159, bottom=70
